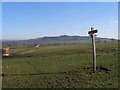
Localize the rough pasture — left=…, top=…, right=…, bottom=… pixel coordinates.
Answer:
left=2, top=42, right=118, bottom=88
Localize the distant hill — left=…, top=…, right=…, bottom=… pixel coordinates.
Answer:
left=2, top=35, right=118, bottom=47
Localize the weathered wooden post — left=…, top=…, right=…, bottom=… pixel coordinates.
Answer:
left=88, top=27, right=98, bottom=73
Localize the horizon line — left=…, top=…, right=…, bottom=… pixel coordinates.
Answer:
left=2, top=35, right=118, bottom=41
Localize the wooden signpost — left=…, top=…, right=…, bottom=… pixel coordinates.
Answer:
left=88, top=27, right=98, bottom=73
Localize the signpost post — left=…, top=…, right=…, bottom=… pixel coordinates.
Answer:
left=88, top=27, right=98, bottom=73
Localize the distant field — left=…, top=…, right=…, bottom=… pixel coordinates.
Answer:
left=2, top=42, right=118, bottom=88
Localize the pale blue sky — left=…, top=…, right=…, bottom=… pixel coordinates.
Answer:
left=2, top=2, right=118, bottom=40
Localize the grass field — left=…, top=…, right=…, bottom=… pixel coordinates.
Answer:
left=2, top=42, right=118, bottom=88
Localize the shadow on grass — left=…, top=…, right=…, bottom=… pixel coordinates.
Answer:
left=83, top=66, right=111, bottom=74
left=1, top=71, right=78, bottom=77
left=1, top=66, right=111, bottom=77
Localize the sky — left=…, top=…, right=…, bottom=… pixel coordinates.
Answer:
left=2, top=2, right=118, bottom=40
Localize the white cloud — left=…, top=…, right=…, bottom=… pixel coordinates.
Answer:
left=109, top=20, right=118, bottom=26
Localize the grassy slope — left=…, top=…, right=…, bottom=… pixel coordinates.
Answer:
left=2, top=42, right=118, bottom=88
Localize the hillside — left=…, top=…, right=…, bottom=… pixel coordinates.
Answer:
left=2, top=35, right=117, bottom=46
left=2, top=42, right=118, bottom=88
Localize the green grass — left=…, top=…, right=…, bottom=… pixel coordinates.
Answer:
left=2, top=42, right=118, bottom=88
